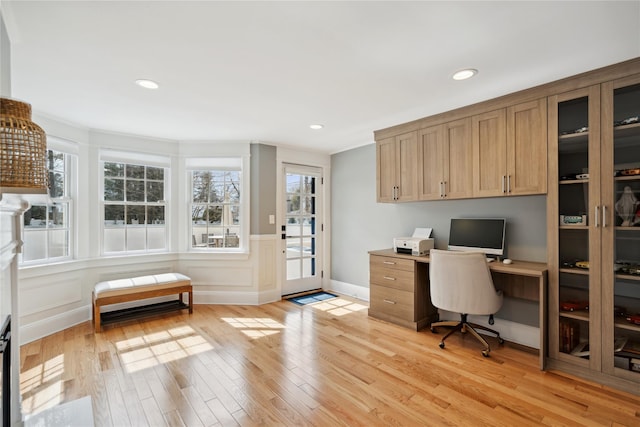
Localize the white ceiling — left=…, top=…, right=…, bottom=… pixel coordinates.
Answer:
left=2, top=1, right=639, bottom=154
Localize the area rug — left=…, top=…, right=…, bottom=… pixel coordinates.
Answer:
left=288, top=291, right=338, bottom=306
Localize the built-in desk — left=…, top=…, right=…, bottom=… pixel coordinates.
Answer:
left=368, top=249, right=548, bottom=369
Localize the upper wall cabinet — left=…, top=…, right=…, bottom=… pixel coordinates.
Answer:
left=418, top=118, right=473, bottom=200
left=472, top=99, right=547, bottom=198
left=376, top=131, right=419, bottom=202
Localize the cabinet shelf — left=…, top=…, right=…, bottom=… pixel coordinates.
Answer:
left=615, top=273, right=640, bottom=282
left=560, top=310, right=589, bottom=322
left=614, top=317, right=640, bottom=333
left=560, top=225, right=589, bottom=230
left=614, top=122, right=640, bottom=138
left=559, top=267, right=590, bottom=276
left=559, top=179, right=588, bottom=185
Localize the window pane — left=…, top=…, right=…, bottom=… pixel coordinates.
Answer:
left=148, top=206, right=164, bottom=224
left=287, top=259, right=301, bottom=280
left=104, top=162, right=124, bottom=177
left=105, top=205, right=125, bottom=226
left=210, top=184, right=224, bottom=203
left=147, top=227, right=165, bottom=250
left=49, top=172, right=64, bottom=197
left=104, top=178, right=124, bottom=201
left=49, top=229, right=68, bottom=258
left=302, top=257, right=315, bottom=278
left=126, top=180, right=145, bottom=202
left=126, top=164, right=144, bottom=179
left=287, top=174, right=301, bottom=193
left=192, top=205, right=207, bottom=224
left=23, top=231, right=46, bottom=261
left=146, top=167, right=164, bottom=180
left=147, top=181, right=164, bottom=202
left=192, top=172, right=210, bottom=202
left=286, top=217, right=302, bottom=237
left=47, top=150, right=64, bottom=172
left=25, top=205, right=46, bottom=227
left=207, top=206, right=222, bottom=225
left=50, top=204, right=67, bottom=228
left=104, top=228, right=125, bottom=252
left=303, top=176, right=315, bottom=194
left=230, top=205, right=240, bottom=225
left=127, top=205, right=145, bottom=225
left=287, top=194, right=300, bottom=214
left=126, top=228, right=146, bottom=251
left=226, top=183, right=240, bottom=202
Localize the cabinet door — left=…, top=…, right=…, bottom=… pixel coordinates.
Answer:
left=395, top=131, right=419, bottom=202
left=377, top=136, right=397, bottom=202
left=547, top=85, right=601, bottom=371
left=600, top=74, right=640, bottom=382
left=507, top=99, right=548, bottom=195
left=418, top=124, right=445, bottom=200
left=473, top=109, right=507, bottom=197
left=444, top=117, right=473, bottom=199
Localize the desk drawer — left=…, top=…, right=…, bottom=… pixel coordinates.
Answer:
left=370, top=255, right=414, bottom=272
left=370, top=265, right=414, bottom=291
left=369, top=284, right=414, bottom=321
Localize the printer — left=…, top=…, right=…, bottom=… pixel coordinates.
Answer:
left=393, top=228, right=434, bottom=256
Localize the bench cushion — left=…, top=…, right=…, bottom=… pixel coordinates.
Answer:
left=94, top=273, right=191, bottom=299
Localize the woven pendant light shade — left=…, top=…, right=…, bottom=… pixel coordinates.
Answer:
left=0, top=97, right=48, bottom=192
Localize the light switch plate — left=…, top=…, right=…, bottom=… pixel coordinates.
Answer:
left=268, top=214, right=275, bottom=224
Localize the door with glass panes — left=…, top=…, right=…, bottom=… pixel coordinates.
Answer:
left=281, top=164, right=322, bottom=296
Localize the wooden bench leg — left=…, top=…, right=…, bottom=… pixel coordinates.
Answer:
left=188, top=289, right=193, bottom=314
left=93, top=292, right=101, bottom=333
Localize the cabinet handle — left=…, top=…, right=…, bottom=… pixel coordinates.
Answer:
left=394, top=186, right=399, bottom=200
left=383, top=276, right=396, bottom=281
left=594, top=206, right=599, bottom=227
left=383, top=299, right=397, bottom=304
left=502, top=176, right=506, bottom=193
left=383, top=261, right=396, bottom=265
left=602, top=205, right=607, bottom=227
left=442, top=181, right=447, bottom=198
left=507, top=175, right=511, bottom=193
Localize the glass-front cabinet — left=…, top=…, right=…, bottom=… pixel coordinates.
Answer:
left=548, top=75, right=640, bottom=390
left=601, top=75, right=640, bottom=382
left=548, top=85, right=602, bottom=371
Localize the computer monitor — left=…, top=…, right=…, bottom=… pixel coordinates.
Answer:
left=447, top=218, right=506, bottom=256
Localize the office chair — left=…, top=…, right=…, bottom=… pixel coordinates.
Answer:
left=429, top=249, right=504, bottom=357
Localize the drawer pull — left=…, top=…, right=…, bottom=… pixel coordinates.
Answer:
left=383, top=276, right=396, bottom=281
left=383, top=299, right=396, bottom=304
left=383, top=261, right=396, bottom=265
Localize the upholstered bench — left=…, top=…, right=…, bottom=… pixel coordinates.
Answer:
left=93, top=273, right=192, bottom=332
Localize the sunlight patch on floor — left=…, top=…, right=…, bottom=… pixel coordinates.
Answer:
left=311, top=297, right=368, bottom=316
left=21, top=354, right=65, bottom=415
left=116, top=325, right=213, bottom=373
left=221, top=317, right=286, bottom=339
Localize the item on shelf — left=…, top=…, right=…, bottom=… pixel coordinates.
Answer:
left=561, top=300, right=589, bottom=312
left=559, top=320, right=581, bottom=354
left=570, top=341, right=590, bottom=357
left=560, top=172, right=589, bottom=181
left=626, top=314, right=640, bottom=325
left=615, top=186, right=639, bottom=226
left=560, top=215, right=587, bottom=226
left=575, top=261, right=589, bottom=269
left=632, top=359, right=640, bottom=372
left=560, top=126, right=588, bottom=136
left=620, top=264, right=640, bottom=275
left=615, top=337, right=629, bottom=352
left=614, top=116, right=639, bottom=127
left=619, top=167, right=640, bottom=176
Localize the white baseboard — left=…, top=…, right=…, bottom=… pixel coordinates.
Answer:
left=21, top=305, right=90, bottom=345
left=438, top=310, right=540, bottom=349
left=194, top=290, right=264, bottom=305
left=329, top=280, right=370, bottom=301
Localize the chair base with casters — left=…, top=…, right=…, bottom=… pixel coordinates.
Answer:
left=430, top=313, right=505, bottom=357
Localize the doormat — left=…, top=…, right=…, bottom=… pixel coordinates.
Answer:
left=288, top=291, right=338, bottom=306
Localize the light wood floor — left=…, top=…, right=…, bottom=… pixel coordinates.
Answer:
left=20, top=295, right=640, bottom=426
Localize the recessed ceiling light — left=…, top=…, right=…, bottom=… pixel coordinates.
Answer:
left=452, top=69, right=478, bottom=81
left=309, top=124, right=324, bottom=130
left=135, top=79, right=159, bottom=89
